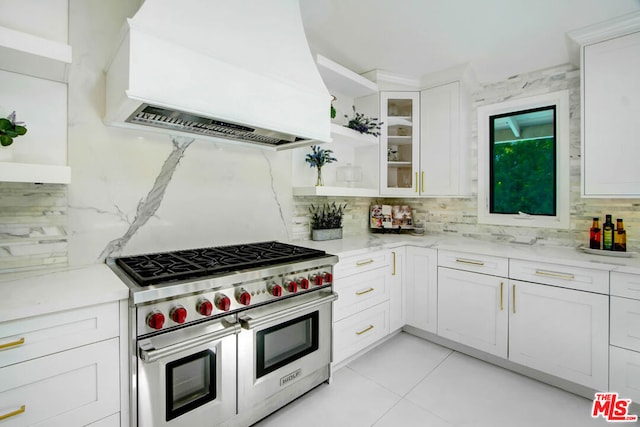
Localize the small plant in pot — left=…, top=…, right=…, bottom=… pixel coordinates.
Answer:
left=309, top=202, right=346, bottom=241
left=0, top=111, right=27, bottom=147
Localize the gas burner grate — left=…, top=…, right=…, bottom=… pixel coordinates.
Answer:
left=114, top=241, right=326, bottom=286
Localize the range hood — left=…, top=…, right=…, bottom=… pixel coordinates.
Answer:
left=104, top=0, right=331, bottom=150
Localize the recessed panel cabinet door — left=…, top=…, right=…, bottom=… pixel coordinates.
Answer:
left=437, top=267, right=508, bottom=357
left=583, top=31, right=640, bottom=197
left=508, top=280, right=609, bottom=390
left=405, top=247, right=437, bottom=333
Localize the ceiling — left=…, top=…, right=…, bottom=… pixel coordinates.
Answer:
left=299, top=0, right=640, bottom=85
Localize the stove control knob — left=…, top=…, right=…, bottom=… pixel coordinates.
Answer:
left=170, top=306, right=188, bottom=324
left=298, top=277, right=310, bottom=290
left=146, top=311, right=165, bottom=330
left=310, top=274, right=323, bottom=287
left=196, top=299, right=213, bottom=317
left=268, top=282, right=283, bottom=297
left=215, top=294, right=231, bottom=312
left=237, top=289, right=251, bottom=306
left=323, top=272, right=333, bottom=283
left=286, top=280, right=298, bottom=293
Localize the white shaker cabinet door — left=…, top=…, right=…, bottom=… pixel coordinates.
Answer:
left=508, top=280, right=609, bottom=390
left=405, top=246, right=437, bottom=334
left=437, top=267, right=508, bottom=357
left=582, top=30, right=640, bottom=197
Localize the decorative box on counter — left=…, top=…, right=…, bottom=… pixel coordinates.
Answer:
left=370, top=204, right=413, bottom=232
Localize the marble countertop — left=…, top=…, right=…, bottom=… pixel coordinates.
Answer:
left=300, top=233, right=640, bottom=274
left=0, top=264, right=129, bottom=324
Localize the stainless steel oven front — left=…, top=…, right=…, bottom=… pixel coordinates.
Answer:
left=236, top=291, right=337, bottom=425
left=136, top=317, right=239, bottom=427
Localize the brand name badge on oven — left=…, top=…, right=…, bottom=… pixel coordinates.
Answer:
left=280, top=369, right=302, bottom=387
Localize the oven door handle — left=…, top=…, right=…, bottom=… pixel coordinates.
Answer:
left=139, top=322, right=241, bottom=363
left=239, top=292, right=338, bottom=330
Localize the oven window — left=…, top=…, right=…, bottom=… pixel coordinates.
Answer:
left=256, top=312, right=319, bottom=378
left=165, top=349, right=216, bottom=421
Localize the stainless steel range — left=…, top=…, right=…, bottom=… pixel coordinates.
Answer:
left=107, top=241, right=338, bottom=427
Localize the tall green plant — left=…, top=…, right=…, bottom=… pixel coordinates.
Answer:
left=309, top=202, right=346, bottom=230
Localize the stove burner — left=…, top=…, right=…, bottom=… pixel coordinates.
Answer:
left=115, top=241, right=326, bottom=286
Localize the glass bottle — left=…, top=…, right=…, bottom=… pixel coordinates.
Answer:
left=614, top=218, right=627, bottom=252
left=603, top=214, right=614, bottom=251
left=589, top=217, right=601, bottom=249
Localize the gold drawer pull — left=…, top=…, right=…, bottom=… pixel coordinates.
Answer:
left=356, top=259, right=375, bottom=267
left=356, top=288, right=375, bottom=296
left=455, top=258, right=485, bottom=266
left=0, top=337, right=25, bottom=351
left=356, top=325, right=374, bottom=335
left=512, top=284, right=516, bottom=314
left=499, top=282, right=504, bottom=311
left=0, top=405, right=25, bottom=421
left=392, top=251, right=397, bottom=276
left=535, top=270, right=575, bottom=281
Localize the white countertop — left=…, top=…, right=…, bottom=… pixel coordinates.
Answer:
left=0, top=263, right=129, bottom=323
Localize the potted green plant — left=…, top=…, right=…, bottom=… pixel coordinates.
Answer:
left=305, top=145, right=337, bottom=186
left=344, top=105, right=382, bottom=137
left=0, top=111, right=27, bottom=147
left=309, top=202, right=346, bottom=241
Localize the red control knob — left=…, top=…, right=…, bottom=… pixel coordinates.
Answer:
left=170, top=306, right=188, bottom=324
left=238, top=290, right=251, bottom=306
left=311, top=274, right=323, bottom=287
left=323, top=272, right=333, bottom=283
left=286, top=280, right=298, bottom=293
left=147, top=311, right=165, bottom=330
left=268, top=283, right=283, bottom=297
left=298, top=277, right=310, bottom=290
left=197, top=299, right=213, bottom=317
left=215, top=294, right=231, bottom=312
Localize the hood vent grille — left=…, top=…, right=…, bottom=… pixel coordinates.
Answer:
left=129, top=105, right=307, bottom=147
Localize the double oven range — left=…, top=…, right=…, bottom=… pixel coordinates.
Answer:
left=107, top=241, right=338, bottom=427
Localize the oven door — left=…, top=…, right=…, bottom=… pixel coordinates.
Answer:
left=236, top=291, right=337, bottom=421
left=136, top=319, right=239, bottom=427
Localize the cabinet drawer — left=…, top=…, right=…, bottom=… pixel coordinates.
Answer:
left=509, top=259, right=608, bottom=294
left=333, top=302, right=389, bottom=365
left=438, top=250, right=508, bottom=277
left=610, top=346, right=640, bottom=403
left=334, top=268, right=389, bottom=321
left=611, top=272, right=640, bottom=300
left=611, top=296, right=640, bottom=352
left=0, top=338, right=119, bottom=426
left=334, top=250, right=390, bottom=278
left=0, top=302, right=119, bottom=368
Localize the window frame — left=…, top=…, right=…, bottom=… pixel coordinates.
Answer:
left=477, top=90, right=570, bottom=229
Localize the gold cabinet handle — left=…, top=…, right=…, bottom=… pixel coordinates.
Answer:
left=0, top=405, right=25, bottom=421
left=356, top=259, right=374, bottom=267
left=535, top=270, right=575, bottom=281
left=0, top=337, right=25, bottom=351
left=421, top=171, right=425, bottom=192
left=356, top=287, right=375, bottom=296
left=500, top=282, right=504, bottom=311
left=392, top=251, right=397, bottom=276
left=415, top=172, right=418, bottom=192
left=512, top=284, right=516, bottom=314
left=356, top=325, right=374, bottom=335
left=455, top=258, right=485, bottom=266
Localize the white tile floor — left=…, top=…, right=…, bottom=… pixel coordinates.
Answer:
left=253, top=332, right=620, bottom=427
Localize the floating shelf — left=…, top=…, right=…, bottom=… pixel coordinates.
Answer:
left=0, top=25, right=72, bottom=82
left=0, top=162, right=71, bottom=184
left=330, top=124, right=378, bottom=147
left=316, top=54, right=378, bottom=98
left=292, top=186, right=379, bottom=198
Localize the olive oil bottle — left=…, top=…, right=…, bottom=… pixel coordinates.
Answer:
left=614, top=218, right=627, bottom=252
left=603, top=214, right=614, bottom=251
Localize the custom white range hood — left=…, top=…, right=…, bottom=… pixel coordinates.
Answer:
left=104, top=0, right=331, bottom=150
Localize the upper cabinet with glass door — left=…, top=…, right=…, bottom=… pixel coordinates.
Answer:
left=380, top=92, right=420, bottom=196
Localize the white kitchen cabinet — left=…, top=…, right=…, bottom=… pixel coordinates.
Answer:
left=437, top=267, right=508, bottom=357
left=420, top=82, right=470, bottom=196
left=575, top=18, right=640, bottom=197
left=610, top=346, right=640, bottom=403
left=333, top=302, right=389, bottom=365
left=388, top=247, right=405, bottom=332
left=404, top=246, right=437, bottom=334
left=509, top=279, right=609, bottom=390
left=0, top=302, right=122, bottom=426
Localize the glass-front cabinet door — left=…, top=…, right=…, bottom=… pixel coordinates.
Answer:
left=380, top=92, right=420, bottom=196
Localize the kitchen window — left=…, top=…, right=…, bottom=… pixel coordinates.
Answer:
left=477, top=91, right=570, bottom=229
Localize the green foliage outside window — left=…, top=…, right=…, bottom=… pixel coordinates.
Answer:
left=491, top=138, right=555, bottom=216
